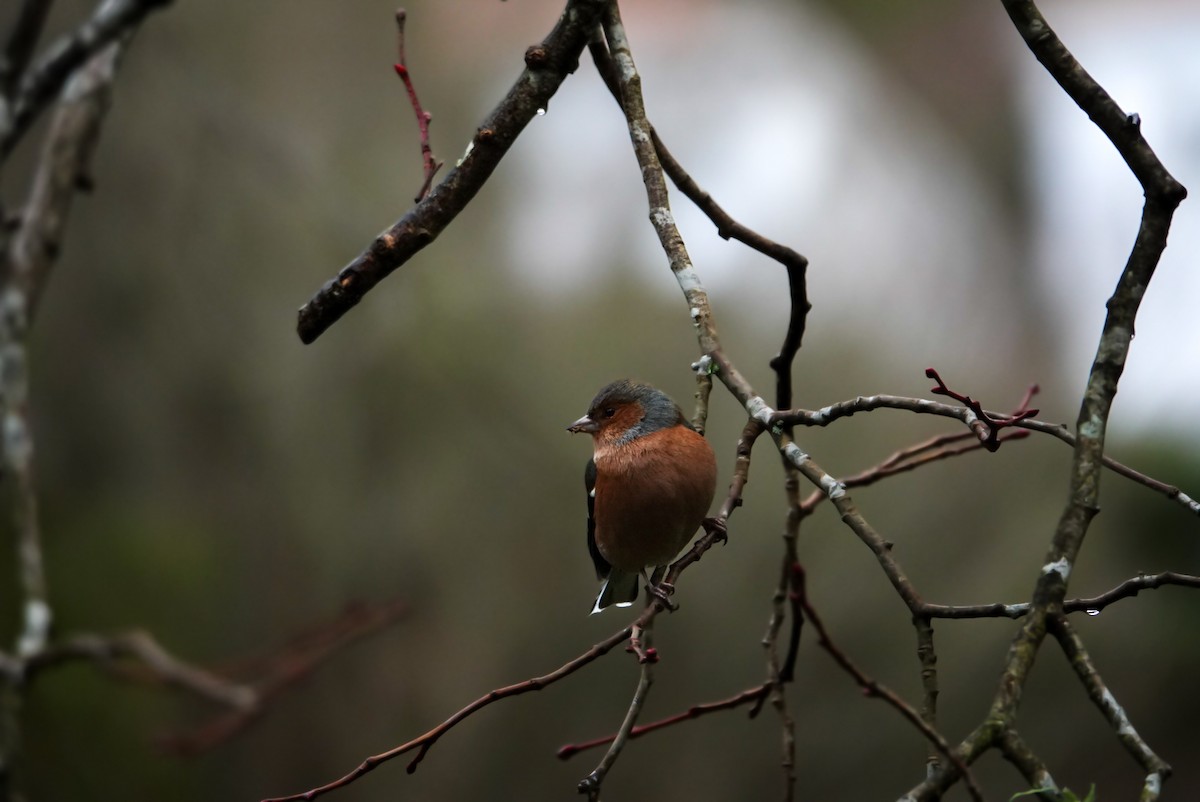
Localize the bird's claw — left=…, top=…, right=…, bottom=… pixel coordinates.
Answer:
left=647, top=580, right=679, bottom=611
left=702, top=516, right=728, bottom=544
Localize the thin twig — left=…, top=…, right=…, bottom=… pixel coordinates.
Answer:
left=1049, top=614, right=1170, bottom=794
left=774, top=393, right=1200, bottom=517
left=799, top=429, right=1030, bottom=518
left=393, top=9, right=443, bottom=202
left=776, top=467, right=804, bottom=684
left=914, top=616, right=941, bottom=778
left=767, top=446, right=801, bottom=799
left=925, top=367, right=1038, bottom=451
left=920, top=571, right=1200, bottom=620
left=557, top=682, right=772, bottom=760
left=261, top=625, right=632, bottom=802
left=0, top=597, right=412, bottom=757
left=577, top=623, right=655, bottom=799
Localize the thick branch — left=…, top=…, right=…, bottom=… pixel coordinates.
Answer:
left=4, top=37, right=130, bottom=667
left=0, top=0, right=171, bottom=159
left=914, top=4, right=1187, bottom=797
left=1, top=0, right=54, bottom=99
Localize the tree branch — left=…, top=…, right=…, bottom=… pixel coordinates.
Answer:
left=295, top=0, right=607, bottom=344
left=0, top=0, right=172, bottom=159
left=910, top=2, right=1187, bottom=797
left=774, top=392, right=1200, bottom=517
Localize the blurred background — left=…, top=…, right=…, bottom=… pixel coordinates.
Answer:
left=2, top=0, right=1198, bottom=800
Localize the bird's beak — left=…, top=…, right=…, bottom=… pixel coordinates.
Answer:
left=567, top=415, right=598, bottom=434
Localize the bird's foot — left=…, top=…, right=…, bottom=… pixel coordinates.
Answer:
left=702, top=516, right=728, bottom=544
left=646, top=580, right=679, bottom=612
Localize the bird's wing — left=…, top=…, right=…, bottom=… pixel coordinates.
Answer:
left=584, top=458, right=609, bottom=581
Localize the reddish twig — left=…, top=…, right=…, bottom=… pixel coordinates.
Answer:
left=393, top=9, right=443, bottom=202
left=626, top=622, right=657, bottom=665
left=799, top=429, right=1030, bottom=518
left=925, top=367, right=1038, bottom=451
left=557, top=682, right=773, bottom=760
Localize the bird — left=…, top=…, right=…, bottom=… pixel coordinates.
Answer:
left=567, top=379, right=718, bottom=614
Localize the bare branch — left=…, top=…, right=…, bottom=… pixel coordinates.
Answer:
left=587, top=37, right=810, bottom=409
left=775, top=393, right=1200, bottom=517
left=296, top=0, right=607, bottom=344
left=577, top=623, right=655, bottom=800
left=25, top=630, right=256, bottom=709
left=9, top=37, right=126, bottom=317
left=925, top=367, right=1038, bottom=451
left=557, top=682, right=772, bottom=761
left=921, top=572, right=1200, bottom=620
left=599, top=1, right=718, bottom=356
left=160, top=597, right=409, bottom=756
left=261, top=624, right=634, bottom=801
left=4, top=37, right=131, bottom=664
left=914, top=3, right=1187, bottom=796
left=1, top=0, right=55, bottom=99
left=1, top=0, right=172, bottom=159
left=262, top=404, right=759, bottom=800
left=0, top=597, right=412, bottom=759
left=1050, top=614, right=1170, bottom=795
left=997, top=730, right=1059, bottom=799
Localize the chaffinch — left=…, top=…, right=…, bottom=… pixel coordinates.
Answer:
left=568, top=379, right=718, bottom=614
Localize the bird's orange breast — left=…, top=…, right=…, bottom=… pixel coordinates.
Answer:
left=591, top=426, right=717, bottom=572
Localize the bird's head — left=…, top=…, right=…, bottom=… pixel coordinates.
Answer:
left=567, top=379, right=688, bottom=445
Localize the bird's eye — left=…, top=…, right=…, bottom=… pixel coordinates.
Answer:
left=603, top=407, right=616, bottom=418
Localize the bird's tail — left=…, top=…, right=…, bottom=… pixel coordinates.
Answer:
left=590, top=571, right=639, bottom=615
